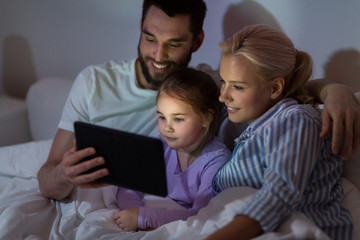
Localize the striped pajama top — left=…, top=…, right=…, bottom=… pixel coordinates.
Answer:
left=212, top=98, right=353, bottom=240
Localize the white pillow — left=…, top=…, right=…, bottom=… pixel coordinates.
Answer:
left=26, top=78, right=73, bottom=140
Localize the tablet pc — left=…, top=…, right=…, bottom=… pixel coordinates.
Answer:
left=74, top=121, right=168, bottom=197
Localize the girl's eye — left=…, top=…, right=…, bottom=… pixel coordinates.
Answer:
left=158, top=115, right=165, bottom=120
left=175, top=118, right=184, bottom=122
left=219, top=79, right=225, bottom=85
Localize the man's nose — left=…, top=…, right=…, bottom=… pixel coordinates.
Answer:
left=153, top=44, right=168, bottom=62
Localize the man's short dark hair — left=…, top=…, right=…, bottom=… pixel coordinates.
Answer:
left=142, top=0, right=207, bottom=37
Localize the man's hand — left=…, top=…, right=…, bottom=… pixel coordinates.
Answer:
left=62, top=141, right=109, bottom=188
left=320, top=84, right=360, bottom=160
left=38, top=129, right=110, bottom=200
left=113, top=208, right=139, bottom=232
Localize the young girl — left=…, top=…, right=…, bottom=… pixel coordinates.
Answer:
left=113, top=67, right=231, bottom=231
left=208, top=25, right=353, bottom=240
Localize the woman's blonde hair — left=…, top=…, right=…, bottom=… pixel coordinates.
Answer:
left=219, top=24, right=314, bottom=104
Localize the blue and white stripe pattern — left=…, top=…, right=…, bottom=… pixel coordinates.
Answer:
left=212, top=98, right=353, bottom=239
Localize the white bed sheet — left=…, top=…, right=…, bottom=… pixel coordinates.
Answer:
left=0, top=140, right=359, bottom=240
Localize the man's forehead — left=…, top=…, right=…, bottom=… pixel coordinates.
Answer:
left=142, top=6, right=192, bottom=39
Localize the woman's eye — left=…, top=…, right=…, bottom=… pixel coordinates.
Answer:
left=234, top=85, right=244, bottom=90
left=158, top=115, right=165, bottom=120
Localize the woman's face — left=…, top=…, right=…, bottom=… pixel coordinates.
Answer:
left=219, top=54, right=274, bottom=123
left=157, top=93, right=208, bottom=154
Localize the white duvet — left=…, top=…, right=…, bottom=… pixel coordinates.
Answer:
left=0, top=139, right=359, bottom=240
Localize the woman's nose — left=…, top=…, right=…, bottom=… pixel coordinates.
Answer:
left=219, top=85, right=231, bottom=103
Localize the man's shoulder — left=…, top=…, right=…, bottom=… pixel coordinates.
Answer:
left=86, top=59, right=136, bottom=74
left=75, top=59, right=136, bottom=85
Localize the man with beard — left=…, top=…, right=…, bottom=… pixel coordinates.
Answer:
left=38, top=0, right=360, bottom=201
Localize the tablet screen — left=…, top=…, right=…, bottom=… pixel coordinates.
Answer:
left=74, top=121, right=168, bottom=197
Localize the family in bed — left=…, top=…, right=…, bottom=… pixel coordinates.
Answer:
left=36, top=0, right=359, bottom=239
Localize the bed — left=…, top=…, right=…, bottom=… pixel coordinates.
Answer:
left=0, top=78, right=359, bottom=239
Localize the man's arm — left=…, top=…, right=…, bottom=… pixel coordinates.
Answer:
left=305, top=79, right=360, bottom=160
left=37, top=128, right=109, bottom=200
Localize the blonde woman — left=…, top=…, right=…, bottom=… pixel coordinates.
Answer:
left=209, top=24, right=353, bottom=240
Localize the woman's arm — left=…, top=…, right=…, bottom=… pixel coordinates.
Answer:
left=305, top=79, right=360, bottom=160
left=205, top=215, right=262, bottom=240
left=208, top=106, right=322, bottom=239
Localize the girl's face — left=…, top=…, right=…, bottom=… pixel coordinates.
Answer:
left=157, top=93, right=208, bottom=154
left=219, top=54, right=275, bottom=123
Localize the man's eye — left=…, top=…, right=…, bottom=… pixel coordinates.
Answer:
left=146, top=37, right=156, bottom=43
left=168, top=43, right=182, bottom=48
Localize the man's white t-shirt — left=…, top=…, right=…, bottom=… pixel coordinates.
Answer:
left=59, top=59, right=159, bottom=137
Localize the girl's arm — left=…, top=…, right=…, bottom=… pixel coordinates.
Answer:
left=137, top=153, right=230, bottom=229
left=116, top=187, right=144, bottom=210
left=113, top=187, right=144, bottom=231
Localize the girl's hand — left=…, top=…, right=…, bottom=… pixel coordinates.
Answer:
left=113, top=208, right=139, bottom=232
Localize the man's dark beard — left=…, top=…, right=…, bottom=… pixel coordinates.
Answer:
left=137, top=45, right=192, bottom=88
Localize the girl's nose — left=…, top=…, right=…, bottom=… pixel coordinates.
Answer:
left=164, top=121, right=173, bottom=132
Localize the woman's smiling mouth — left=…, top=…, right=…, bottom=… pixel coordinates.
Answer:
left=226, top=106, right=239, bottom=113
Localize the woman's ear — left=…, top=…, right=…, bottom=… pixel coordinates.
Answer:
left=270, top=77, right=285, bottom=99
left=192, top=30, right=204, bottom=53
left=202, top=109, right=214, bottom=128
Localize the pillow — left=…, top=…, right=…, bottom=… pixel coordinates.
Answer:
left=26, top=78, right=73, bottom=140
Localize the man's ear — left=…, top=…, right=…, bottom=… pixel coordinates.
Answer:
left=270, top=77, right=285, bottom=99
left=192, top=30, right=204, bottom=53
